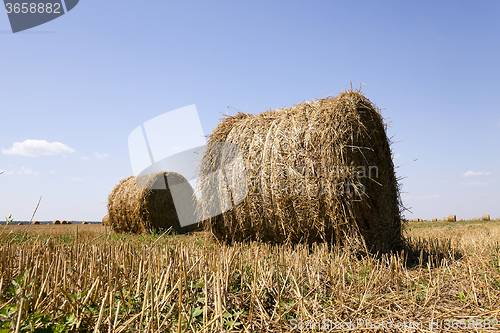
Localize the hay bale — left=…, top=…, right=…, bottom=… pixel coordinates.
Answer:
left=443, top=217, right=448, bottom=222
left=448, top=215, right=456, bottom=222
left=474, top=217, right=480, bottom=221
left=17, top=222, right=23, bottom=225
left=61, top=220, right=68, bottom=224
left=107, top=171, right=199, bottom=234
left=52, top=220, right=61, bottom=225
left=82, top=221, right=89, bottom=225
left=197, top=89, right=402, bottom=252
left=102, top=215, right=110, bottom=225
left=432, top=218, right=438, bottom=222
left=32, top=221, right=40, bottom=225
left=481, top=214, right=490, bottom=221
left=459, top=218, right=464, bottom=221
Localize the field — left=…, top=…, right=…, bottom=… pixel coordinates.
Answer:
left=1, top=220, right=500, bottom=332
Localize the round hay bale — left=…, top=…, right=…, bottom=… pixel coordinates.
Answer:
left=481, top=214, right=490, bottom=221
left=443, top=217, right=448, bottom=222
left=448, top=215, right=456, bottom=222
left=52, top=220, right=61, bottom=225
left=432, top=218, right=438, bottom=222
left=17, top=222, right=23, bottom=225
left=31, top=221, right=40, bottom=225
left=198, top=89, right=402, bottom=252
left=102, top=215, right=110, bottom=225
left=82, top=221, right=89, bottom=225
left=108, top=171, right=199, bottom=234
left=66, top=221, right=72, bottom=224
left=61, top=220, right=68, bottom=224
left=474, top=217, right=480, bottom=221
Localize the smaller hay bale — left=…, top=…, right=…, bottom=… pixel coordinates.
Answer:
left=82, top=221, right=89, bottom=225
left=432, top=218, right=438, bottom=222
left=108, top=171, right=199, bottom=234
left=67, top=221, right=72, bottom=224
left=32, top=221, right=40, bottom=225
left=474, top=217, right=480, bottom=221
left=459, top=219, right=464, bottom=221
left=102, top=215, right=110, bottom=225
left=52, top=220, right=61, bottom=225
left=443, top=217, right=448, bottom=222
left=482, top=214, right=490, bottom=221
left=61, top=221, right=68, bottom=224
left=448, top=215, right=456, bottom=222
left=17, top=222, right=23, bottom=225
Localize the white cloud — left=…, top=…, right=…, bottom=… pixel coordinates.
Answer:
left=94, top=152, right=108, bottom=159
left=49, top=170, right=56, bottom=174
left=421, top=194, right=440, bottom=199
left=462, top=170, right=491, bottom=177
left=81, top=156, right=89, bottom=160
left=460, top=181, right=489, bottom=187
left=18, top=167, right=39, bottom=175
left=71, top=177, right=82, bottom=181
left=1, top=140, right=75, bottom=157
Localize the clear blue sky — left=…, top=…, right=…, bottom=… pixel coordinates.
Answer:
left=1, top=1, right=499, bottom=221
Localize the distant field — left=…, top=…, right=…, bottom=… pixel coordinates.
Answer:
left=1, top=220, right=499, bottom=332
left=0, top=223, right=105, bottom=236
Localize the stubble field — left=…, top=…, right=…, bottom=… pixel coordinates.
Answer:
left=1, top=219, right=499, bottom=332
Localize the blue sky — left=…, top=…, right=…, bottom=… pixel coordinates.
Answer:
left=1, top=1, right=499, bottom=221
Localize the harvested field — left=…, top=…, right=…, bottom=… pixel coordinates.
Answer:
left=1, top=220, right=500, bottom=331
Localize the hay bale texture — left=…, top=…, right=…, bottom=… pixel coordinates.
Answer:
left=482, top=214, right=490, bottom=221
left=432, top=218, right=438, bottom=222
left=52, top=220, right=60, bottom=225
left=448, top=215, right=456, bottom=222
left=108, top=171, right=198, bottom=234
left=197, top=89, right=402, bottom=252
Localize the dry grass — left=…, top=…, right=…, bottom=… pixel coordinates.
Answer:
left=198, top=89, right=402, bottom=253
left=108, top=172, right=199, bottom=234
left=1, top=220, right=499, bottom=332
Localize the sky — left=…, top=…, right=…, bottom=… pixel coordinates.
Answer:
left=0, top=0, right=499, bottom=222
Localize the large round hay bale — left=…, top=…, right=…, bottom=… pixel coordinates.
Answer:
left=61, top=220, right=68, bottom=224
left=448, top=215, right=456, bottom=222
left=432, top=218, right=438, bottom=222
left=108, top=171, right=199, bottom=234
left=52, top=220, right=60, bottom=225
left=481, top=214, right=490, bottom=221
left=197, top=90, right=402, bottom=252
left=32, top=221, right=40, bottom=225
